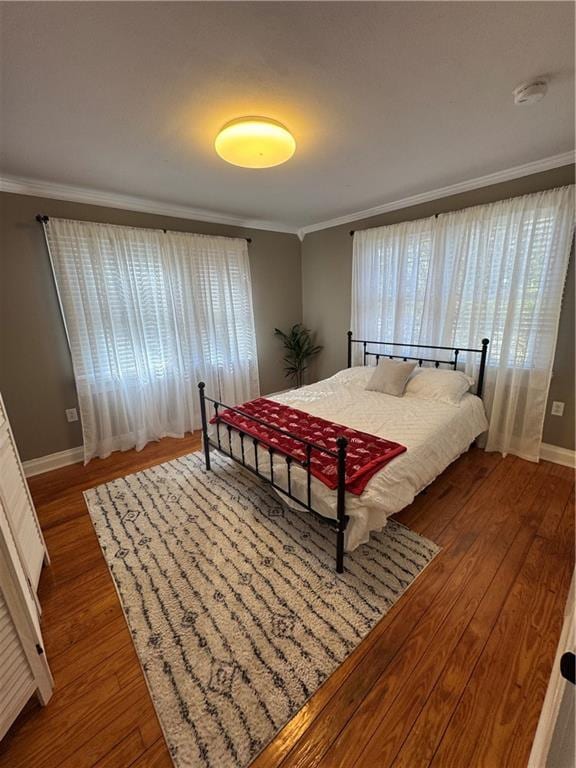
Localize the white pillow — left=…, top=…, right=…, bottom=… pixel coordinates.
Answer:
left=404, top=367, right=475, bottom=406
left=366, top=358, right=417, bottom=397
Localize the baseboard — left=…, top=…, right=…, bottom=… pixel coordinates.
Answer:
left=540, top=443, right=576, bottom=468
left=21, top=440, right=574, bottom=477
left=23, top=446, right=84, bottom=477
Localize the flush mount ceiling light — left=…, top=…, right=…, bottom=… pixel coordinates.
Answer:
left=214, top=117, right=296, bottom=168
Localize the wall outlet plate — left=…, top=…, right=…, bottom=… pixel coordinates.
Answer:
left=551, top=401, right=565, bottom=417
left=65, top=408, right=79, bottom=423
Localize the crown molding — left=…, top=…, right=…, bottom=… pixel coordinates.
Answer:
left=0, top=174, right=300, bottom=236
left=1, top=151, right=573, bottom=240
left=297, top=151, right=575, bottom=238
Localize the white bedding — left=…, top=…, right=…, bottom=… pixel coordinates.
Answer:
left=209, top=367, right=488, bottom=551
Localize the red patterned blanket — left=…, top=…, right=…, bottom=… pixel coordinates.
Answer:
left=210, top=397, right=406, bottom=495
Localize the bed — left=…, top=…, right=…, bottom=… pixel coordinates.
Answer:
left=198, top=334, right=490, bottom=572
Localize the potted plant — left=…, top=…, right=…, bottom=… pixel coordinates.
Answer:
left=274, top=324, right=322, bottom=388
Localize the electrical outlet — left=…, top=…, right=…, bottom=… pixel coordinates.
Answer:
left=551, top=401, right=565, bottom=417
left=65, top=408, right=79, bottom=423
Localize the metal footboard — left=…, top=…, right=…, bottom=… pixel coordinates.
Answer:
left=198, top=382, right=349, bottom=573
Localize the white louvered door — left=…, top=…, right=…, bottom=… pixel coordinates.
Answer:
left=0, top=394, right=52, bottom=739
left=0, top=492, right=53, bottom=739
left=0, top=393, right=48, bottom=594
left=0, top=587, right=36, bottom=736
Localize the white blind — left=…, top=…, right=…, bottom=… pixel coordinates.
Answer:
left=352, top=185, right=575, bottom=460
left=45, top=218, right=260, bottom=462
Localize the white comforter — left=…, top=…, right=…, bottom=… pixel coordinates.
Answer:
left=211, top=367, right=488, bottom=551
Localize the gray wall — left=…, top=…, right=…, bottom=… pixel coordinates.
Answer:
left=301, top=165, right=575, bottom=450
left=0, top=192, right=301, bottom=460
left=1, top=166, right=574, bottom=461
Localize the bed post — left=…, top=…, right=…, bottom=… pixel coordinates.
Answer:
left=476, top=338, right=489, bottom=399
left=336, top=435, right=348, bottom=573
left=347, top=331, right=353, bottom=369
left=198, top=382, right=211, bottom=470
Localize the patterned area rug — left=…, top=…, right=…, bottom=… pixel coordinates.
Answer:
left=84, top=451, right=439, bottom=768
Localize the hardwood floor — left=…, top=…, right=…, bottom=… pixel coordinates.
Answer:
left=0, top=436, right=573, bottom=767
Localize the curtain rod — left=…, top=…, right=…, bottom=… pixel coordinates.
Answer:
left=349, top=213, right=441, bottom=237
left=35, top=215, right=252, bottom=244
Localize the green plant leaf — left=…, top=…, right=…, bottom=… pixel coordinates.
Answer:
left=274, top=323, right=323, bottom=385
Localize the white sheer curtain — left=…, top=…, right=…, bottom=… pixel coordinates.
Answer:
left=45, top=218, right=260, bottom=462
left=352, top=186, right=575, bottom=461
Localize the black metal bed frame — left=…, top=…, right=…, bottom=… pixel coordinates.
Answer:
left=198, top=333, right=489, bottom=573
left=347, top=332, right=490, bottom=399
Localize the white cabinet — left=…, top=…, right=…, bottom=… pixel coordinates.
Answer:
left=0, top=393, right=52, bottom=739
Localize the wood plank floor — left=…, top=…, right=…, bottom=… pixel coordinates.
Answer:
left=0, top=436, right=573, bottom=767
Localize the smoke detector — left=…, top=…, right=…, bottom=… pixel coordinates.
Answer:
left=513, top=79, right=548, bottom=106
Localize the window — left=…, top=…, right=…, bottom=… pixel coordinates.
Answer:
left=44, top=218, right=259, bottom=462
left=352, top=186, right=574, bottom=460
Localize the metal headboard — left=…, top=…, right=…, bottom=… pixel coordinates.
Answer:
left=346, top=331, right=490, bottom=399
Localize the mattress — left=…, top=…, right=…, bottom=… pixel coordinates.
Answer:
left=209, top=366, right=488, bottom=551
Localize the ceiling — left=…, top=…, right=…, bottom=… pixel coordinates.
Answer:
left=0, top=2, right=574, bottom=231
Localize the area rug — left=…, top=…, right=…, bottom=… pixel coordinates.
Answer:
left=84, top=451, right=439, bottom=768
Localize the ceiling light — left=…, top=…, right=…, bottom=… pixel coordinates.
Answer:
left=214, top=117, right=296, bottom=168
left=513, top=79, right=548, bottom=106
